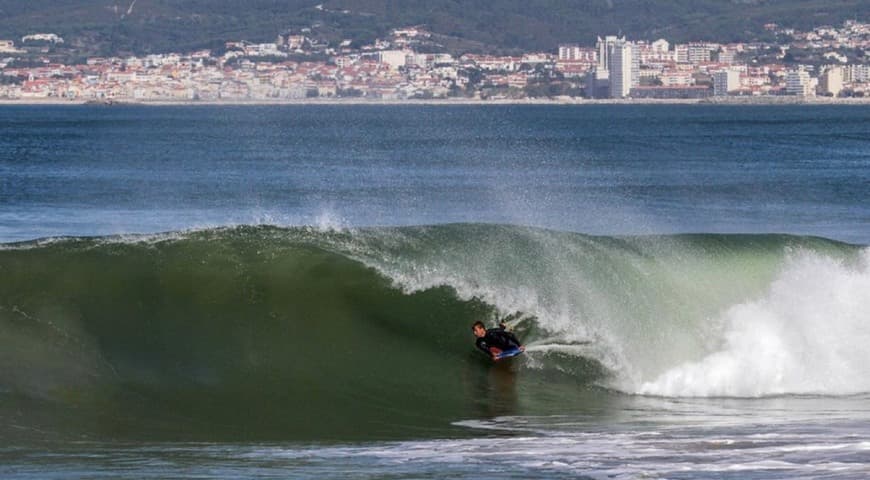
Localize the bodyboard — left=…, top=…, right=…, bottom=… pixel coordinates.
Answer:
left=493, top=347, right=523, bottom=360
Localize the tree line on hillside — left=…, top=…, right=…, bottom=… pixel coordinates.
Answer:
left=0, top=0, right=866, bottom=57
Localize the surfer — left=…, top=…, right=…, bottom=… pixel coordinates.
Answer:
left=472, top=321, right=525, bottom=360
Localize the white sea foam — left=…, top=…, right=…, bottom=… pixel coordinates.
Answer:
left=638, top=249, right=870, bottom=397
left=246, top=411, right=870, bottom=479
left=9, top=413, right=870, bottom=479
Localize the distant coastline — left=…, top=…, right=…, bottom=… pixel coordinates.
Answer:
left=1, top=96, right=869, bottom=106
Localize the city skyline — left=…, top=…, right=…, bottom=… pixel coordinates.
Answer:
left=1, top=19, right=868, bottom=103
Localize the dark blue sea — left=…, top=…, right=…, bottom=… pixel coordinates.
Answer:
left=2, top=104, right=868, bottom=243
left=1, top=105, right=869, bottom=479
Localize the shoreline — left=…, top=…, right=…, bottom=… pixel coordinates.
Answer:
left=1, top=96, right=868, bottom=106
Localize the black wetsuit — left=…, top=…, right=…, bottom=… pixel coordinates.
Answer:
left=475, top=327, right=522, bottom=356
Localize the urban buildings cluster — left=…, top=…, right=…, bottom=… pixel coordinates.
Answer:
left=0, top=20, right=868, bottom=102
left=573, top=21, right=870, bottom=100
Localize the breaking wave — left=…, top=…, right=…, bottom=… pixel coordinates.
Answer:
left=1, top=224, right=867, bottom=440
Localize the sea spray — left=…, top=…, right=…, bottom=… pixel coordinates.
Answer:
left=638, top=248, right=870, bottom=397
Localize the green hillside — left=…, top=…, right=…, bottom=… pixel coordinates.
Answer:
left=0, top=0, right=866, bottom=56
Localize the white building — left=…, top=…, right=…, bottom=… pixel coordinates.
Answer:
left=609, top=40, right=634, bottom=98
left=786, top=69, right=815, bottom=96
left=521, top=53, right=552, bottom=64
left=558, top=45, right=575, bottom=61
left=431, top=53, right=456, bottom=65
left=378, top=50, right=409, bottom=70
left=660, top=70, right=694, bottom=87
left=594, top=35, right=638, bottom=98
left=245, top=43, right=283, bottom=56
left=651, top=39, right=670, bottom=53
left=0, top=40, right=20, bottom=53
left=596, top=35, right=623, bottom=72
left=558, top=45, right=596, bottom=62
left=674, top=44, right=689, bottom=63
left=717, top=47, right=736, bottom=64
left=820, top=66, right=844, bottom=96
left=823, top=52, right=848, bottom=64
left=844, top=64, right=870, bottom=83
left=687, top=43, right=716, bottom=64
left=283, top=35, right=308, bottom=50
left=405, top=52, right=430, bottom=68
left=21, top=33, right=64, bottom=44
left=639, top=39, right=674, bottom=64
left=713, top=69, right=741, bottom=96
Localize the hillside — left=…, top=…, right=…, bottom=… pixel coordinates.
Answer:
left=0, top=0, right=867, bottom=56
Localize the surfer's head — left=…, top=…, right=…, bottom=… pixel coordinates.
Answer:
left=471, top=321, right=486, bottom=338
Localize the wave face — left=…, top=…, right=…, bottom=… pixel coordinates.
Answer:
left=1, top=225, right=868, bottom=440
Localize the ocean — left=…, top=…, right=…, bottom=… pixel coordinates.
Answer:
left=1, top=104, right=869, bottom=479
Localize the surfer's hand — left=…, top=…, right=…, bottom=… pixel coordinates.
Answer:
left=519, top=346, right=525, bottom=352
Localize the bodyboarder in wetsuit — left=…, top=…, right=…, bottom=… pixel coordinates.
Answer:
left=471, top=321, right=525, bottom=360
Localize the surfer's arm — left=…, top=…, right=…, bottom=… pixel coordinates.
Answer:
left=475, top=338, right=491, bottom=356
left=505, top=330, right=523, bottom=348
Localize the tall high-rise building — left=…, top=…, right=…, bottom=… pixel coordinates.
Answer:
left=589, top=35, right=638, bottom=99
left=630, top=43, right=640, bottom=89
left=596, top=35, right=622, bottom=72
left=609, top=40, right=634, bottom=98
left=587, top=36, right=621, bottom=99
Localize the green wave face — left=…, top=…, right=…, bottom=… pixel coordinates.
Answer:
left=0, top=225, right=866, bottom=441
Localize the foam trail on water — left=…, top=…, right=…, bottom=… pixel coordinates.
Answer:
left=638, top=249, right=870, bottom=397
